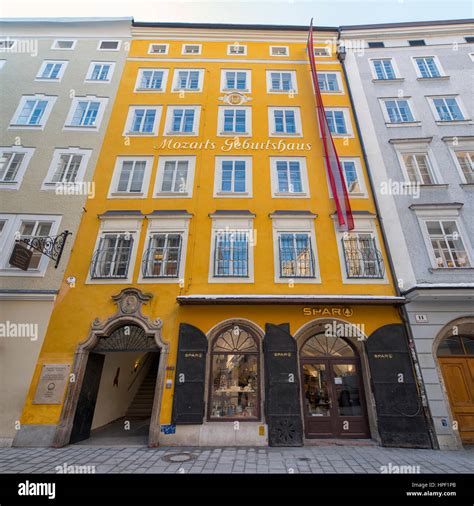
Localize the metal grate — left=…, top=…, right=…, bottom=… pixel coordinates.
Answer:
left=341, top=236, right=384, bottom=279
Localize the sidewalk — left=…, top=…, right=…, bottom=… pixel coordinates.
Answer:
left=0, top=444, right=473, bottom=474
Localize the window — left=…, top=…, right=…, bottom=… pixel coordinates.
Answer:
left=42, top=148, right=91, bottom=188
left=465, top=37, right=474, bottom=43
left=270, top=46, right=289, bottom=56
left=381, top=99, right=415, bottom=123
left=15, top=221, right=53, bottom=270
left=124, top=106, right=161, bottom=135
left=213, top=230, right=249, bottom=277
left=313, top=47, right=330, bottom=56
left=209, top=326, right=260, bottom=420
left=371, top=59, right=397, bottom=80
left=228, top=44, right=246, bottom=55
left=424, top=220, right=471, bottom=268
left=98, top=40, right=120, bottom=51
left=142, top=233, right=183, bottom=278
left=221, top=69, right=250, bottom=91
left=154, top=156, right=195, bottom=197
left=214, top=157, right=251, bottom=196
left=408, top=40, right=426, bottom=46
left=36, top=61, right=67, bottom=81
left=51, top=40, right=76, bottom=50
left=165, top=106, right=200, bottom=135
left=135, top=69, right=168, bottom=91
left=0, top=147, right=34, bottom=189
left=65, top=97, right=108, bottom=129
left=278, top=233, right=315, bottom=278
left=268, top=107, right=302, bottom=136
left=172, top=69, right=203, bottom=91
left=368, top=41, right=385, bottom=48
left=317, top=72, right=341, bottom=92
left=109, top=157, right=153, bottom=197
left=453, top=150, right=474, bottom=184
left=218, top=106, right=251, bottom=135
left=90, top=233, right=134, bottom=279
left=341, top=233, right=384, bottom=279
left=148, top=44, right=168, bottom=54
left=401, top=153, right=436, bottom=184
left=182, top=44, right=201, bottom=54
left=341, top=159, right=364, bottom=195
left=270, top=158, right=309, bottom=197
left=325, top=109, right=349, bottom=135
left=414, top=57, right=442, bottom=78
left=266, top=71, right=297, bottom=93
left=86, top=62, right=114, bottom=82
left=429, top=97, right=465, bottom=122
left=10, top=95, right=56, bottom=128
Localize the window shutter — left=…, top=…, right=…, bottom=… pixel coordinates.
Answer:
left=263, top=323, right=303, bottom=446
left=172, top=323, right=208, bottom=424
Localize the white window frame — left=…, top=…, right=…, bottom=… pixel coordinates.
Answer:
left=326, top=157, right=367, bottom=198
left=0, top=146, right=35, bottom=190
left=123, top=105, right=162, bottom=136
left=379, top=97, right=419, bottom=127
left=266, top=70, right=298, bottom=94
left=182, top=44, right=202, bottom=55
left=393, top=141, right=441, bottom=185
left=41, top=148, right=92, bottom=190
left=227, top=44, right=247, bottom=56
left=9, top=94, right=56, bottom=130
left=369, top=58, right=401, bottom=80
left=411, top=55, right=446, bottom=79
left=148, top=43, right=169, bottom=55
left=213, top=156, right=252, bottom=198
left=153, top=156, right=196, bottom=198
left=164, top=105, right=201, bottom=136
left=270, top=156, right=310, bottom=198
left=268, top=106, right=302, bottom=137
left=270, top=46, right=289, bottom=57
left=271, top=215, right=320, bottom=284
left=217, top=106, right=252, bottom=136
left=426, top=95, right=469, bottom=123
left=86, top=216, right=143, bottom=285
left=64, top=96, right=108, bottom=131
left=35, top=60, right=68, bottom=82
left=317, top=71, right=343, bottom=93
left=51, top=39, right=77, bottom=50
left=0, top=214, right=61, bottom=277
left=85, top=61, right=115, bottom=83
left=108, top=156, right=154, bottom=198
left=97, top=40, right=121, bottom=51
left=208, top=215, right=255, bottom=283
left=323, top=107, right=354, bottom=137
left=414, top=208, right=473, bottom=270
left=446, top=138, right=474, bottom=184
left=171, top=68, right=205, bottom=92
left=334, top=217, right=388, bottom=284
left=137, top=216, right=191, bottom=284
left=135, top=68, right=169, bottom=92
left=220, top=69, right=251, bottom=92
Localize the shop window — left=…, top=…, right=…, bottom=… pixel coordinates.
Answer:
left=209, top=326, right=260, bottom=420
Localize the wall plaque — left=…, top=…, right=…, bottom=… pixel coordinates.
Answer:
left=33, top=364, right=70, bottom=404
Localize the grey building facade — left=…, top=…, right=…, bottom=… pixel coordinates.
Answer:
left=0, top=18, right=131, bottom=445
left=341, top=19, right=474, bottom=449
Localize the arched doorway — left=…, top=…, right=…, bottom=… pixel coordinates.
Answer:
left=436, top=319, right=474, bottom=444
left=300, top=332, right=370, bottom=438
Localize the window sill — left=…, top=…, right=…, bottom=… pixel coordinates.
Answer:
left=222, top=88, right=250, bottom=93
left=435, top=120, right=471, bottom=126
left=385, top=122, right=422, bottom=127
left=135, top=87, right=164, bottom=92
left=64, top=124, right=97, bottom=129
left=460, top=183, right=474, bottom=188
left=214, top=192, right=250, bottom=198
left=417, top=76, right=449, bottom=81
left=219, top=132, right=250, bottom=136
left=110, top=192, right=145, bottom=198
left=372, top=78, right=404, bottom=83
left=418, top=184, right=449, bottom=189
left=428, top=267, right=473, bottom=272
left=270, top=132, right=302, bottom=137
left=35, top=77, right=61, bottom=82
left=165, top=132, right=197, bottom=136
left=273, top=192, right=308, bottom=198
left=172, top=88, right=202, bottom=93
left=155, top=191, right=190, bottom=197
left=9, top=123, right=44, bottom=129
left=85, top=79, right=111, bottom=83
left=124, top=131, right=157, bottom=136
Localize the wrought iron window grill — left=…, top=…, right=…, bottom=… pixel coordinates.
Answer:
left=341, top=236, right=384, bottom=279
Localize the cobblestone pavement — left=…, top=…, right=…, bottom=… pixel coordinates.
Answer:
left=0, top=444, right=473, bottom=474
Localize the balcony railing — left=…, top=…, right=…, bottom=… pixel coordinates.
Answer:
left=341, top=237, right=385, bottom=279
left=141, top=246, right=181, bottom=278
left=90, top=246, right=132, bottom=279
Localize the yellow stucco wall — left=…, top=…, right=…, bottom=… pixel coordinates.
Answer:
left=20, top=30, right=402, bottom=428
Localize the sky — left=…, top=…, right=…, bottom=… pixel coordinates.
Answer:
left=0, top=0, right=473, bottom=26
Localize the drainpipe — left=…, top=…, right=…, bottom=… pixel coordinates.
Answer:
left=336, top=28, right=438, bottom=449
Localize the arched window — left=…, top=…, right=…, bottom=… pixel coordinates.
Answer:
left=437, top=335, right=474, bottom=356
left=208, top=325, right=260, bottom=421
left=301, top=332, right=355, bottom=358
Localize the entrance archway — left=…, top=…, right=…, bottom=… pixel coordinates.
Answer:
left=300, top=331, right=370, bottom=439
left=436, top=318, right=474, bottom=444
left=52, top=288, right=168, bottom=448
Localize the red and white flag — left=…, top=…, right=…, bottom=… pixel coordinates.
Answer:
left=307, top=19, right=354, bottom=230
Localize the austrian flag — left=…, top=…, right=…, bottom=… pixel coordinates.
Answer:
left=307, top=20, right=354, bottom=230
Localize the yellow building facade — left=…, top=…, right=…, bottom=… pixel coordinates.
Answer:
left=14, top=22, right=432, bottom=448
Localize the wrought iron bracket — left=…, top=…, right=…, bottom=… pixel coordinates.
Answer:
left=17, top=230, right=71, bottom=268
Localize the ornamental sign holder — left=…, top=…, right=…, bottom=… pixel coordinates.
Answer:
left=9, top=230, right=71, bottom=271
